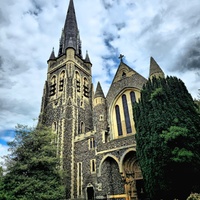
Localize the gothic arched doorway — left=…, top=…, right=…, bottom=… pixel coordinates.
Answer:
left=87, top=186, right=94, bottom=200
left=122, top=151, right=145, bottom=200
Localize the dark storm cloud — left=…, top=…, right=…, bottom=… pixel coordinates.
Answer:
left=0, top=98, right=36, bottom=117
left=175, top=37, right=200, bottom=71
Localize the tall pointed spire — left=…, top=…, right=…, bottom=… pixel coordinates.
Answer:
left=149, top=57, right=164, bottom=79
left=94, top=82, right=105, bottom=98
left=58, top=0, right=82, bottom=57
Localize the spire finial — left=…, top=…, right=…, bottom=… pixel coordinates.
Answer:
left=119, top=54, right=124, bottom=62
left=85, top=50, right=91, bottom=63
left=60, top=0, right=81, bottom=57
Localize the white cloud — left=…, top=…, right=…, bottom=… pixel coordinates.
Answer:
left=0, top=0, right=200, bottom=161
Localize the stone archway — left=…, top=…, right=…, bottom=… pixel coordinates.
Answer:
left=99, top=156, right=124, bottom=196
left=121, top=151, right=144, bottom=200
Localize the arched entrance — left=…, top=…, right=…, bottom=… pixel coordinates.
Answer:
left=87, top=186, right=94, bottom=200
left=99, top=156, right=124, bottom=196
left=122, top=151, right=145, bottom=200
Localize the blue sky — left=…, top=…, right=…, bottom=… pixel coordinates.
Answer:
left=0, top=0, right=200, bottom=164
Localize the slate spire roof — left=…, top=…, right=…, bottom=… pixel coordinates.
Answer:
left=149, top=57, right=164, bottom=77
left=58, top=0, right=82, bottom=57
left=94, top=82, right=105, bottom=98
left=48, top=48, right=56, bottom=61
left=85, top=51, right=91, bottom=63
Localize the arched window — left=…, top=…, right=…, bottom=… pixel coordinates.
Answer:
left=115, top=105, right=123, bottom=136
left=130, top=91, right=136, bottom=105
left=122, top=94, right=132, bottom=133
left=50, top=75, right=56, bottom=96
left=80, top=122, right=85, bottom=134
left=83, top=77, right=89, bottom=97
left=122, top=71, right=126, bottom=78
left=59, top=71, right=65, bottom=91
left=52, top=122, right=57, bottom=143
left=76, top=71, right=80, bottom=92
left=52, top=121, right=57, bottom=132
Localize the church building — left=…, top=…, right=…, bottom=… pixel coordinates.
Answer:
left=39, top=0, right=165, bottom=199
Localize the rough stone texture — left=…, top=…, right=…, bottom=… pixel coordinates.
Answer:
left=38, top=1, right=165, bottom=199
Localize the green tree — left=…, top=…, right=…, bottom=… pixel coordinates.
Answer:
left=134, top=76, right=200, bottom=200
left=194, top=89, right=200, bottom=114
left=0, top=124, right=64, bottom=200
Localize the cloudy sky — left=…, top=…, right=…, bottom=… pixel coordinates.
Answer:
left=0, top=0, right=200, bottom=163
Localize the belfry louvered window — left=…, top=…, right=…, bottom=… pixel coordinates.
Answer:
left=59, top=71, right=65, bottom=91
left=122, top=94, right=132, bottom=133
left=76, top=72, right=80, bottom=92
left=50, top=76, right=56, bottom=96
left=115, top=105, right=123, bottom=136
left=83, top=77, right=89, bottom=97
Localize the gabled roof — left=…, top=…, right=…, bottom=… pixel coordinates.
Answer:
left=106, top=60, right=147, bottom=101
left=112, top=61, right=143, bottom=84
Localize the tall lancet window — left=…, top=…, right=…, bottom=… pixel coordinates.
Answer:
left=115, top=105, right=123, bottom=136
left=122, top=94, right=132, bottom=133
left=80, top=122, right=85, bottom=134
left=52, top=122, right=58, bottom=144
left=130, top=91, right=136, bottom=105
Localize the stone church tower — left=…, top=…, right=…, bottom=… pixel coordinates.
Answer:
left=39, top=0, right=164, bottom=200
